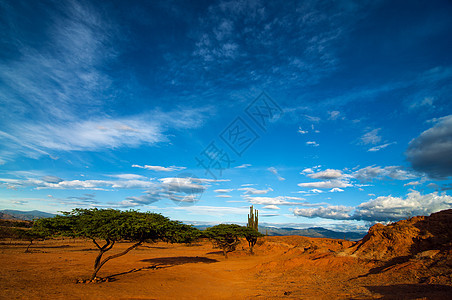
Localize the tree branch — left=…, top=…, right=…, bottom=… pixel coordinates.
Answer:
left=91, top=240, right=143, bottom=280
left=92, top=239, right=101, bottom=250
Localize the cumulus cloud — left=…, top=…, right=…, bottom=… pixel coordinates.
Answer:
left=330, top=188, right=344, bottom=192
left=298, top=180, right=352, bottom=189
left=406, top=115, right=452, bottom=178
left=132, top=164, right=186, bottom=172
left=293, top=190, right=452, bottom=222
left=293, top=205, right=353, bottom=220
left=267, top=167, right=285, bottom=181
left=353, top=190, right=452, bottom=221
left=307, top=169, right=342, bottom=179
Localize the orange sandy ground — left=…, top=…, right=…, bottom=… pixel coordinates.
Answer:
left=1, top=237, right=451, bottom=299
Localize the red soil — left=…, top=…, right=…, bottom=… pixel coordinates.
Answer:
left=1, top=210, right=452, bottom=299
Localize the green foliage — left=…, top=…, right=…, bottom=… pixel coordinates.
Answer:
left=242, top=226, right=263, bottom=254
left=204, top=224, right=262, bottom=257
left=33, top=208, right=200, bottom=280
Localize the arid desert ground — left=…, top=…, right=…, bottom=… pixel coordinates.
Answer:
left=1, top=229, right=452, bottom=299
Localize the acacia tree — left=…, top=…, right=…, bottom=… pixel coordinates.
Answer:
left=204, top=224, right=242, bottom=258
left=204, top=224, right=261, bottom=258
left=242, top=226, right=262, bottom=255
left=14, top=228, right=47, bottom=253
left=33, top=208, right=199, bottom=280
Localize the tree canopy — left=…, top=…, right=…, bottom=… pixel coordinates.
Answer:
left=203, top=224, right=262, bottom=258
left=33, top=208, right=200, bottom=280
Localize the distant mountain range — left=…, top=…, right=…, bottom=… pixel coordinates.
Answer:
left=0, top=210, right=365, bottom=240
left=193, top=225, right=364, bottom=240
left=258, top=226, right=364, bottom=240
left=0, top=210, right=56, bottom=221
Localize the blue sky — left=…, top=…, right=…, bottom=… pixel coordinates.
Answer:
left=1, top=0, right=452, bottom=232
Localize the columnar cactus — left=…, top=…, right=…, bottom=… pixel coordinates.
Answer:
left=247, top=205, right=258, bottom=231
left=246, top=205, right=260, bottom=254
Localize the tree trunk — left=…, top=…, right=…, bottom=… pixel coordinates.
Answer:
left=90, top=240, right=143, bottom=280
left=25, top=240, right=33, bottom=253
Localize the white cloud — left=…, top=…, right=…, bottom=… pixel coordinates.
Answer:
left=214, top=189, right=234, bottom=193
left=304, top=115, right=320, bottom=123
left=368, top=142, right=396, bottom=152
left=307, top=169, right=342, bottom=179
left=285, top=196, right=306, bottom=201
left=298, top=180, right=352, bottom=189
left=330, top=188, right=344, bottom=192
left=353, top=190, right=452, bottom=221
left=353, top=165, right=416, bottom=182
left=107, top=174, right=147, bottom=180
left=263, top=205, right=280, bottom=210
left=301, top=168, right=314, bottom=174
left=132, top=164, right=186, bottom=172
left=245, top=196, right=306, bottom=206
left=267, top=167, right=285, bottom=181
left=235, top=164, right=251, bottom=169
left=293, top=205, right=353, bottom=220
left=216, top=195, right=232, bottom=198
left=328, top=111, right=341, bottom=120
left=298, top=126, right=308, bottom=134
left=1, top=108, right=208, bottom=162
left=0, top=177, right=157, bottom=191
left=361, top=128, right=382, bottom=145
left=310, top=189, right=323, bottom=193
left=159, top=177, right=206, bottom=194
left=238, top=187, right=273, bottom=195
left=306, top=141, right=319, bottom=147
left=293, top=190, right=452, bottom=222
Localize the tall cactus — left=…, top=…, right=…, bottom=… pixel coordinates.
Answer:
left=247, top=205, right=258, bottom=230
left=246, top=205, right=259, bottom=254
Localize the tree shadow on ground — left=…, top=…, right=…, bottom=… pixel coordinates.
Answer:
left=364, top=284, right=452, bottom=299
left=206, top=251, right=224, bottom=255
left=140, top=256, right=218, bottom=267
left=105, top=256, right=218, bottom=281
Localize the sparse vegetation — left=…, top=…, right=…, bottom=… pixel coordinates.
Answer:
left=204, top=224, right=261, bottom=258
left=32, top=208, right=200, bottom=280
left=246, top=205, right=261, bottom=254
